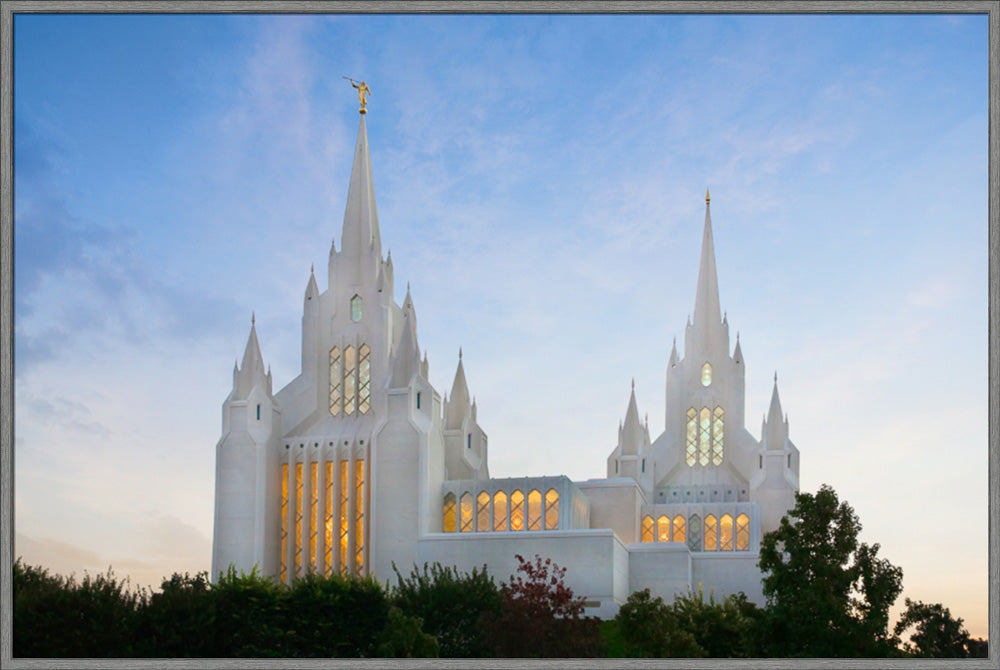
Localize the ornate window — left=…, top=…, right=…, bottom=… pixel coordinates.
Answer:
left=657, top=515, right=670, bottom=542
left=672, top=514, right=686, bottom=543
left=736, top=513, right=750, bottom=551
left=493, top=491, right=508, bottom=531
left=719, top=514, right=733, bottom=551
left=699, top=407, right=711, bottom=466
left=527, top=489, right=542, bottom=531
left=442, top=492, right=457, bottom=533
left=339, top=460, right=349, bottom=575
left=358, top=344, right=371, bottom=414
left=350, top=294, right=363, bottom=322
left=686, top=408, right=697, bottom=466
left=476, top=491, right=490, bottom=532
left=701, top=362, right=712, bottom=386
left=688, top=514, right=702, bottom=551
left=510, top=490, right=525, bottom=531
left=704, top=514, right=718, bottom=551
left=324, top=461, right=334, bottom=574
left=712, top=407, right=724, bottom=465
left=641, top=515, right=655, bottom=542
left=459, top=492, right=473, bottom=532
left=354, top=459, right=365, bottom=574
left=329, top=347, right=342, bottom=415
left=344, top=346, right=357, bottom=415
left=294, top=462, right=303, bottom=577
left=280, top=463, right=288, bottom=582
left=309, top=462, right=319, bottom=570
left=544, top=489, right=559, bottom=530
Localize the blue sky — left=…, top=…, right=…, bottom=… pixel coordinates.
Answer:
left=13, top=12, right=989, bottom=638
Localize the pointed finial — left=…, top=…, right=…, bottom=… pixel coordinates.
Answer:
left=631, top=378, right=635, bottom=390
left=774, top=371, right=778, bottom=383
left=459, top=347, right=463, bottom=360
left=251, top=311, right=255, bottom=326
left=310, top=263, right=315, bottom=274
left=706, top=187, right=710, bottom=204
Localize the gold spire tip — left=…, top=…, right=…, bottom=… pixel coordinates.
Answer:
left=343, top=76, right=370, bottom=114
left=705, top=187, right=711, bottom=204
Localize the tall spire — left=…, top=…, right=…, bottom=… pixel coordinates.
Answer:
left=621, top=382, right=644, bottom=455
left=693, top=190, right=722, bottom=332
left=445, top=351, right=471, bottom=429
left=339, top=113, right=383, bottom=278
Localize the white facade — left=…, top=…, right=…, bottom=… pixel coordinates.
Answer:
left=212, top=110, right=801, bottom=616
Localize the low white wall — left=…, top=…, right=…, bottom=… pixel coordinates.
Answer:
left=627, top=541, right=692, bottom=603
left=690, top=551, right=765, bottom=604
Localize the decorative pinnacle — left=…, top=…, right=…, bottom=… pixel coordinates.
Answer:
left=774, top=371, right=778, bottom=383
left=706, top=187, right=710, bottom=204
left=251, top=311, right=255, bottom=326
left=631, top=378, right=635, bottom=390
left=459, top=347, right=463, bottom=360
left=343, top=76, right=370, bottom=114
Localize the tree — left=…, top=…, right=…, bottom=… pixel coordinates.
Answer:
left=134, top=572, right=215, bottom=656
left=758, top=484, right=903, bottom=657
left=893, top=598, right=975, bottom=657
left=671, top=586, right=763, bottom=657
left=612, top=588, right=703, bottom=657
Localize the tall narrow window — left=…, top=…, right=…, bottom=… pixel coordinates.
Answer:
left=686, top=408, right=698, bottom=466
left=256, top=404, right=260, bottom=420
left=443, top=493, right=457, bottom=532
left=544, top=489, right=559, bottom=530
left=416, top=392, right=421, bottom=410
left=324, top=461, right=333, bottom=575
left=699, top=407, right=711, bottom=466
left=510, top=490, right=525, bottom=531
left=280, top=463, right=288, bottom=582
left=672, top=514, right=686, bottom=543
left=657, top=515, right=670, bottom=542
left=294, top=462, right=303, bottom=577
left=350, top=294, right=363, bottom=322
left=641, top=515, right=655, bottom=542
left=476, top=491, right=490, bottom=532
left=309, top=462, right=319, bottom=570
left=339, top=460, right=349, bottom=576
left=712, top=407, right=725, bottom=465
left=719, top=514, right=733, bottom=551
left=704, top=514, right=718, bottom=551
left=493, top=491, right=508, bottom=531
left=527, top=489, right=542, bottom=531
left=701, top=362, right=712, bottom=386
left=459, top=492, right=473, bottom=532
left=329, top=347, right=342, bottom=416
left=736, top=514, right=750, bottom=551
left=343, top=346, right=357, bottom=415
left=354, top=459, right=365, bottom=574
left=358, top=344, right=371, bottom=414
left=688, top=514, right=702, bottom=551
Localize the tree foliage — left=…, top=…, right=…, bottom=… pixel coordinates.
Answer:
left=893, top=598, right=976, bottom=657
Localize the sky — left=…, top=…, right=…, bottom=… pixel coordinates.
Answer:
left=11, top=12, right=990, bottom=639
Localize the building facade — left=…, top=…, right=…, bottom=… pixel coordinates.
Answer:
left=211, top=107, right=800, bottom=617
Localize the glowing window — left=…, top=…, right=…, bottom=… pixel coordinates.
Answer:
left=527, top=490, right=542, bottom=531
left=355, top=459, right=365, bottom=574
left=701, top=362, right=712, bottom=386
left=686, top=408, right=697, bottom=467
left=324, top=461, right=333, bottom=575
left=294, top=462, right=303, bottom=577
left=736, top=513, right=750, bottom=551
left=459, top=492, right=473, bottom=532
left=280, top=463, right=288, bottom=582
left=699, top=407, right=711, bottom=466
left=545, top=489, right=559, bottom=530
left=493, top=491, right=508, bottom=531
left=672, top=515, right=686, bottom=543
left=719, top=514, right=733, bottom=551
left=309, top=462, right=319, bottom=570
left=641, top=515, right=654, bottom=542
left=712, top=407, right=724, bottom=466
left=358, top=344, right=371, bottom=414
left=443, top=493, right=457, bottom=532
left=343, top=346, right=357, bottom=415
left=339, top=460, right=349, bottom=576
left=657, top=515, right=670, bottom=542
left=688, top=514, right=702, bottom=551
left=704, top=514, right=718, bottom=551
left=476, top=491, right=490, bottom=532
left=329, top=347, right=342, bottom=416
left=510, top=490, right=525, bottom=531
left=350, top=294, right=363, bottom=322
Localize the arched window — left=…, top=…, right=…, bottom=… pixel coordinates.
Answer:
left=704, top=514, right=718, bottom=551
left=343, top=345, right=357, bottom=415
left=294, top=462, right=303, bottom=577
left=339, top=461, right=348, bottom=575
left=687, top=514, right=702, bottom=551
left=459, top=492, right=473, bottom=533
left=719, top=514, right=733, bottom=551
left=712, top=407, right=724, bottom=465
left=701, top=362, right=712, bottom=386
left=527, top=489, right=542, bottom=531
left=657, top=515, right=670, bottom=542
left=354, top=460, right=365, bottom=574
left=699, top=407, right=711, bottom=466
left=493, top=491, right=508, bottom=531
left=442, top=492, right=456, bottom=532
left=329, top=347, right=342, bottom=415
left=686, top=408, right=697, bottom=466
left=544, top=489, right=559, bottom=530
left=672, top=514, right=686, bottom=543
left=309, top=462, right=319, bottom=569
left=641, top=515, right=655, bottom=542
left=476, top=491, right=490, bottom=532
left=280, top=463, right=288, bottom=582
left=324, top=461, right=334, bottom=575
left=350, top=294, right=363, bottom=322
left=358, top=344, right=371, bottom=414
left=736, top=513, right=750, bottom=551
left=510, top=490, right=525, bottom=531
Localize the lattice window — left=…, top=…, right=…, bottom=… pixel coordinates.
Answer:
left=344, top=345, right=357, bottom=415
left=544, top=489, right=559, bottom=530
left=294, top=462, right=303, bottom=577
left=493, top=491, right=508, bottom=531
left=309, top=462, right=319, bottom=570
left=699, top=407, right=711, bottom=466
left=329, top=347, right=342, bottom=415
left=443, top=492, right=457, bottom=533
left=719, top=513, right=733, bottom=551
left=672, top=514, right=686, bottom=543
left=527, top=489, right=542, bottom=531
left=736, top=513, right=750, bottom=551
left=702, top=362, right=712, bottom=386
left=355, top=460, right=365, bottom=574
left=510, top=490, right=525, bottom=531
left=704, top=514, right=718, bottom=551
left=280, top=463, right=288, bottom=582
left=657, top=515, right=670, bottom=542
left=358, top=344, right=371, bottom=414
left=476, top=491, right=490, bottom=532
left=686, top=408, right=698, bottom=466
left=459, top=492, right=473, bottom=533
left=712, top=407, right=724, bottom=465
left=339, top=460, right=349, bottom=576
left=324, top=461, right=333, bottom=575
left=688, top=514, right=702, bottom=551
left=641, top=515, right=655, bottom=542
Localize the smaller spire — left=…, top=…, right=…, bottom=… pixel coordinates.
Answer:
left=251, top=311, right=255, bottom=326
left=459, top=347, right=463, bottom=360
left=706, top=187, right=710, bottom=204
left=311, top=263, right=314, bottom=274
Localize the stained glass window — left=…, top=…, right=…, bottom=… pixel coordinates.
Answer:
left=355, top=459, right=365, bottom=574
left=699, top=407, right=711, bottom=466
left=280, top=463, right=288, bottom=582
left=712, top=407, right=724, bottom=466
left=736, top=514, right=750, bottom=551
left=672, top=515, right=686, bottom=543
left=510, top=490, right=525, bottom=531
left=350, top=294, right=363, bottom=322
left=339, top=460, right=349, bottom=576
left=702, top=362, right=712, bottom=386
left=657, top=515, right=670, bottom=542
left=527, top=490, right=542, bottom=531
left=477, top=491, right=490, bottom=532
left=704, top=514, right=718, bottom=551
left=641, top=515, right=655, bottom=542
left=309, top=462, right=319, bottom=570
left=329, top=347, right=342, bottom=415
left=460, top=492, right=473, bottom=532
left=544, top=489, right=559, bottom=530
left=493, top=491, right=508, bottom=531
left=344, top=346, right=357, bottom=415
left=443, top=493, right=457, bottom=533
left=688, top=514, right=702, bottom=551
left=358, top=344, right=371, bottom=414
left=686, top=408, right=697, bottom=467
left=324, top=461, right=333, bottom=575
left=719, top=514, right=733, bottom=551
left=294, top=462, right=303, bottom=577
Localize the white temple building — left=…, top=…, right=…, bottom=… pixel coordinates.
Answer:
left=212, top=103, right=800, bottom=617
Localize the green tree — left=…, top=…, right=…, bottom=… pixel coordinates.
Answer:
left=133, top=571, right=215, bottom=656
left=613, top=588, right=703, bottom=657
left=389, top=562, right=500, bottom=657
left=893, top=598, right=975, bottom=657
left=758, top=485, right=904, bottom=657
left=671, top=586, right=763, bottom=657
left=284, top=571, right=391, bottom=657
left=374, top=606, right=440, bottom=657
